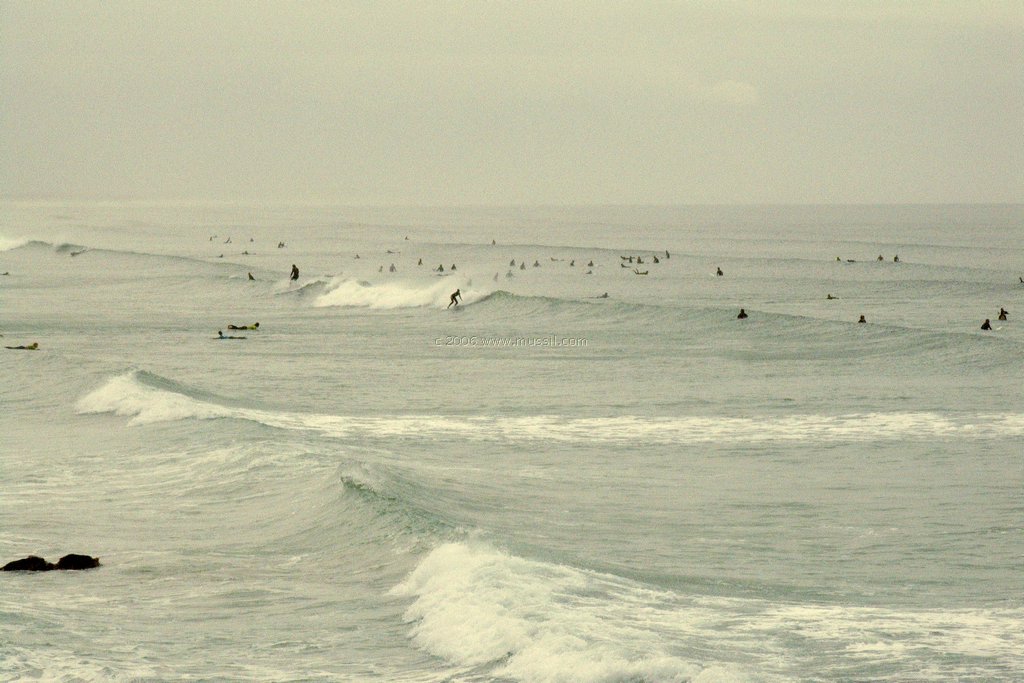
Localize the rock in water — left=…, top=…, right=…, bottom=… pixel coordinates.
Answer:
left=56, top=554, right=101, bottom=570
left=2, top=554, right=101, bottom=571
left=2, top=556, right=55, bottom=571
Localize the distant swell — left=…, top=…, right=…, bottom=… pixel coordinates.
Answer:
left=76, top=371, right=1024, bottom=443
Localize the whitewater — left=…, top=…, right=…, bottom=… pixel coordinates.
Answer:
left=1, top=203, right=1022, bottom=682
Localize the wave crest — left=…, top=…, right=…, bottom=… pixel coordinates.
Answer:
left=75, top=371, right=229, bottom=425
left=314, top=277, right=491, bottom=309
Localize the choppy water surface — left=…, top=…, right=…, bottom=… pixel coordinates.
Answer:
left=2, top=203, right=1022, bottom=681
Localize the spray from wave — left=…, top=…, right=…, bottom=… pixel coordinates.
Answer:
left=0, top=234, right=30, bottom=252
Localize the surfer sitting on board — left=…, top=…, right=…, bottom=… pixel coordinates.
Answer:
left=447, top=289, right=462, bottom=309
left=981, top=319, right=992, bottom=331
left=290, top=264, right=299, bottom=281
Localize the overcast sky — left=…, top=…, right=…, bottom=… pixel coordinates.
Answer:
left=1, top=1, right=1021, bottom=204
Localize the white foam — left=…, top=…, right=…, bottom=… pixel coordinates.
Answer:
left=314, top=277, right=488, bottom=309
left=392, top=543, right=1024, bottom=682
left=390, top=542, right=707, bottom=683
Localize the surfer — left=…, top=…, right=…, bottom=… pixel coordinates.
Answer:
left=290, top=264, right=299, bottom=281
left=247, top=272, right=255, bottom=280
left=716, top=267, right=723, bottom=276
left=390, top=264, right=396, bottom=272
left=447, top=289, right=462, bottom=308
left=217, top=331, right=246, bottom=339
left=227, top=323, right=259, bottom=330
left=5, top=342, right=38, bottom=350
left=894, top=255, right=900, bottom=262
left=827, top=294, right=836, bottom=300
left=998, top=307, right=1008, bottom=321
left=737, top=309, right=748, bottom=319
left=980, top=319, right=992, bottom=331
left=858, top=315, right=867, bottom=323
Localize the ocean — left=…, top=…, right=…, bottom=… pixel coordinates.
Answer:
left=1, top=203, right=1022, bottom=682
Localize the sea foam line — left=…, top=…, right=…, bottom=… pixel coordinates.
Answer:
left=76, top=373, right=1024, bottom=443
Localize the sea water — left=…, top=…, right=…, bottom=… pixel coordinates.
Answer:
left=1, top=203, right=1022, bottom=682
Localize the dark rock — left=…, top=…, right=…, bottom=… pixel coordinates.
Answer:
left=2, top=554, right=101, bottom=571
left=2, top=556, right=55, bottom=571
left=56, top=554, right=101, bottom=570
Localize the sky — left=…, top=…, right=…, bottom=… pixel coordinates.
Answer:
left=1, top=1, right=1021, bottom=204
